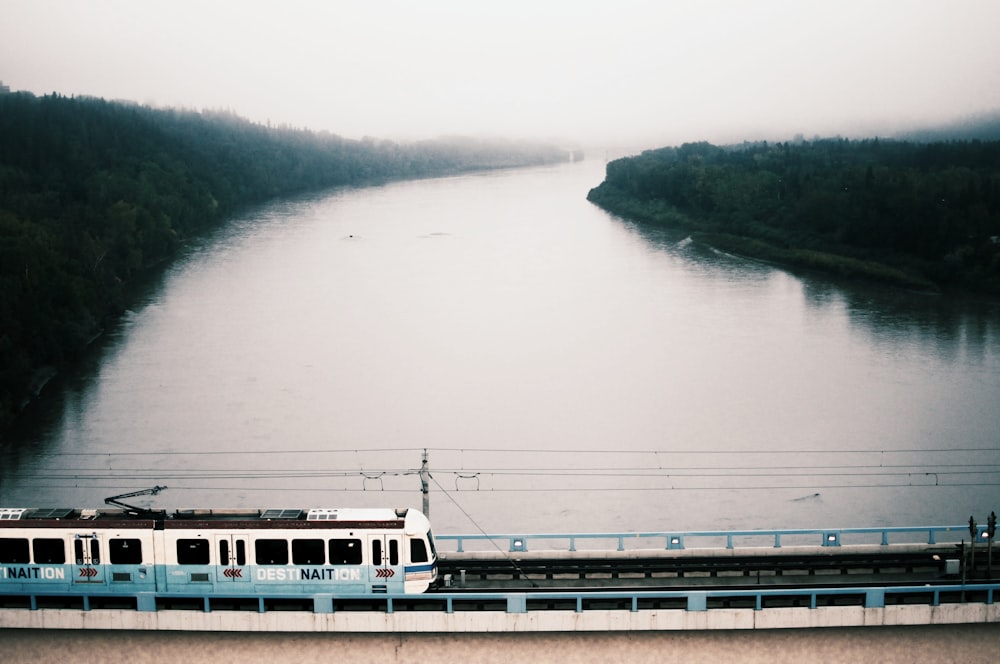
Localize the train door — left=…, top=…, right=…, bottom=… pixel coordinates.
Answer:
left=214, top=534, right=250, bottom=586
left=366, top=533, right=402, bottom=592
left=72, top=533, right=105, bottom=586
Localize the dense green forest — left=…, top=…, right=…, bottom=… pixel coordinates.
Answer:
left=0, top=91, right=568, bottom=430
left=587, top=138, right=1000, bottom=293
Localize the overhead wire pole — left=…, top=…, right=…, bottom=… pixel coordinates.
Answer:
left=420, top=449, right=430, bottom=518
left=970, top=516, right=978, bottom=577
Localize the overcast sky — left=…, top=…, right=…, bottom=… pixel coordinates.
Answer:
left=2, top=0, right=999, bottom=149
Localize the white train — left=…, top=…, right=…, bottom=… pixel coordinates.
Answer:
left=0, top=505, right=438, bottom=600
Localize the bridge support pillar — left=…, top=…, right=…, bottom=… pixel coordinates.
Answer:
left=687, top=592, right=707, bottom=611
left=865, top=588, right=885, bottom=608
left=313, top=594, right=334, bottom=614
left=507, top=593, right=527, bottom=614
left=136, top=593, right=156, bottom=612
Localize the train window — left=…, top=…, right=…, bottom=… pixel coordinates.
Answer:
left=389, top=539, right=399, bottom=566
left=32, top=538, right=66, bottom=564
left=292, top=539, right=325, bottom=565
left=110, top=538, right=143, bottom=564
left=219, top=539, right=247, bottom=566
left=176, top=539, right=209, bottom=565
left=329, top=538, right=362, bottom=565
left=371, top=539, right=382, bottom=565
left=0, top=538, right=29, bottom=564
left=255, top=539, right=288, bottom=565
left=410, top=538, right=428, bottom=563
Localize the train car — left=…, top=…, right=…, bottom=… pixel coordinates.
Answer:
left=0, top=506, right=438, bottom=600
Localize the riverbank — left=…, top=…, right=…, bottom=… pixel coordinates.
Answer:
left=586, top=138, right=1000, bottom=297
left=696, top=233, right=941, bottom=292
left=0, top=91, right=569, bottom=435
left=586, top=186, right=941, bottom=293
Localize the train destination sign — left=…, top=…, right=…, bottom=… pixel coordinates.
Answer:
left=254, top=567, right=364, bottom=582
left=2, top=566, right=67, bottom=580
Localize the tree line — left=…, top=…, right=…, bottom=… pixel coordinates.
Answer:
left=0, top=91, right=568, bottom=430
left=587, top=138, right=1000, bottom=293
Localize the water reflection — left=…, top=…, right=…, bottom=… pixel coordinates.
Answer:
left=624, top=211, right=1000, bottom=364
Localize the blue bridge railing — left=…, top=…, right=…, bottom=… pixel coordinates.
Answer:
left=436, top=524, right=990, bottom=553
left=3, top=583, right=997, bottom=614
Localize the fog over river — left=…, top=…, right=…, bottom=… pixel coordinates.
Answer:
left=1, top=160, right=998, bottom=534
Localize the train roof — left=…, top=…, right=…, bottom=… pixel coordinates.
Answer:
left=0, top=507, right=427, bottom=531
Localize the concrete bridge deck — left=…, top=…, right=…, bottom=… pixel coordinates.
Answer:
left=2, top=525, right=995, bottom=633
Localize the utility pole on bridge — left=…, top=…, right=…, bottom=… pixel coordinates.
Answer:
left=420, top=449, right=430, bottom=518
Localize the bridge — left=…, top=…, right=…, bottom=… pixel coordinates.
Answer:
left=1, top=524, right=997, bottom=632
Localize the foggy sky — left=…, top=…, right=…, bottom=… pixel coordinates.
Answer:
left=2, top=0, right=999, bottom=149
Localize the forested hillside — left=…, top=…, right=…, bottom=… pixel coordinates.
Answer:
left=587, top=139, right=1000, bottom=293
left=0, top=91, right=567, bottom=429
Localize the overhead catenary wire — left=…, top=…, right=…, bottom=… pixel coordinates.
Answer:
left=427, top=472, right=539, bottom=587
left=15, top=477, right=999, bottom=493
left=14, top=464, right=1000, bottom=474
left=9, top=471, right=1000, bottom=491
left=10, top=463, right=999, bottom=482
left=19, top=445, right=1000, bottom=458
left=20, top=480, right=1000, bottom=491
left=3, top=447, right=997, bottom=497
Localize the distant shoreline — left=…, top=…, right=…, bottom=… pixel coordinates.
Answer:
left=587, top=138, right=1000, bottom=297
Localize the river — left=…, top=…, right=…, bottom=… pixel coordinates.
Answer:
left=1, top=159, right=998, bottom=535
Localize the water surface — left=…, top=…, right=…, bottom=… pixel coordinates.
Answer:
left=2, top=161, right=998, bottom=534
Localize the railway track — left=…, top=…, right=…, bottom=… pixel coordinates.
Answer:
left=436, top=549, right=980, bottom=592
